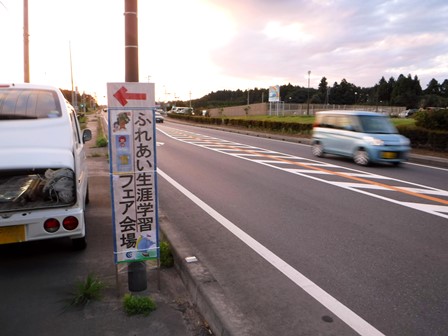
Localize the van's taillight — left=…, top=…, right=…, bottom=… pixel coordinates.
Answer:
left=63, top=216, right=79, bottom=230
left=44, top=218, right=60, bottom=233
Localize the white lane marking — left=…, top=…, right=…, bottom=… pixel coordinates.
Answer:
left=159, top=127, right=448, bottom=219
left=406, top=161, right=448, bottom=172
left=158, top=169, right=385, bottom=336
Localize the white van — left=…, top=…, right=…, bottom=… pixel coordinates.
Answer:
left=0, top=84, right=92, bottom=249
left=311, top=111, right=410, bottom=166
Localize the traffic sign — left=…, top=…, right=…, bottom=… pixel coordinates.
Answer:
left=107, top=82, right=155, bottom=108
left=106, top=82, right=159, bottom=264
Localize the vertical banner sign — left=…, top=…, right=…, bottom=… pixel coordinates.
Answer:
left=107, top=83, right=159, bottom=264
left=269, top=85, right=280, bottom=102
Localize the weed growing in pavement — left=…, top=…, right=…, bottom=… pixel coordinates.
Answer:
left=96, top=136, right=108, bottom=147
left=96, top=117, right=108, bottom=148
left=160, top=240, right=174, bottom=268
left=68, top=274, right=105, bottom=307
left=123, top=294, right=157, bottom=316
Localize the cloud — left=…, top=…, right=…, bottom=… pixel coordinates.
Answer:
left=1, top=0, right=447, bottom=101
left=208, top=0, right=448, bottom=89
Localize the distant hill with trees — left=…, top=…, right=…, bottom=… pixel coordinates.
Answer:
left=171, top=74, right=448, bottom=112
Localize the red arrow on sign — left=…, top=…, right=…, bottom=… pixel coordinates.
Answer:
left=113, top=86, right=147, bottom=106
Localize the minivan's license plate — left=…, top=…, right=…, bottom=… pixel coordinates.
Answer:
left=0, top=225, right=25, bottom=244
left=382, top=151, right=397, bottom=159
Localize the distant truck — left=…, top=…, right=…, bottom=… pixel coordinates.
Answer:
left=170, top=107, right=193, bottom=114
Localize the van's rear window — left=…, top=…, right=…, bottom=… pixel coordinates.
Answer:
left=0, top=89, right=62, bottom=120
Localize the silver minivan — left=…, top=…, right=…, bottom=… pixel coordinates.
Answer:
left=0, top=84, right=92, bottom=249
left=311, top=110, right=410, bottom=166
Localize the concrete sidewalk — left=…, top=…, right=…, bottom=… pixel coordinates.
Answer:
left=83, top=112, right=212, bottom=336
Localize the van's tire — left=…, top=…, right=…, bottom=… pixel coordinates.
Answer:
left=72, top=237, right=87, bottom=250
left=72, top=212, right=87, bottom=251
left=312, top=142, right=324, bottom=157
left=354, top=149, right=370, bottom=166
left=85, top=184, right=90, bottom=205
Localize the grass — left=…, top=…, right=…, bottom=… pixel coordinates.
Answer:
left=68, top=274, right=105, bottom=308
left=96, top=117, right=108, bottom=147
left=123, top=294, right=157, bottom=316
left=160, top=240, right=174, bottom=268
left=227, top=115, right=417, bottom=128
left=390, top=118, right=416, bottom=127
left=230, top=115, right=316, bottom=124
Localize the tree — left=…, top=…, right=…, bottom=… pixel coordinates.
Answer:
left=440, top=79, right=448, bottom=98
left=424, top=78, right=441, bottom=95
left=318, top=77, right=329, bottom=104
left=391, top=74, right=422, bottom=108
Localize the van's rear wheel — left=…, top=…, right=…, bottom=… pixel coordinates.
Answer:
left=312, top=142, right=324, bottom=157
left=72, top=237, right=87, bottom=250
left=72, top=212, right=87, bottom=251
left=354, top=149, right=370, bottom=166
left=85, top=184, right=90, bottom=205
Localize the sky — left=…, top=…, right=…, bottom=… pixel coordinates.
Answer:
left=1, top=0, right=448, bottom=105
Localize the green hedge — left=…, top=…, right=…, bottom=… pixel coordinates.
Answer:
left=397, top=126, right=448, bottom=151
left=167, top=113, right=313, bottom=135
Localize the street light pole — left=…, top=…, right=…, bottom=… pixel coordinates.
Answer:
left=306, top=70, right=311, bottom=115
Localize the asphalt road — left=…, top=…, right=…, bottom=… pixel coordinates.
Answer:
left=155, top=121, right=448, bottom=336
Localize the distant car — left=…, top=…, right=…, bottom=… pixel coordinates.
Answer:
left=311, top=110, right=410, bottom=166
left=155, top=111, right=164, bottom=123
left=399, top=109, right=418, bottom=118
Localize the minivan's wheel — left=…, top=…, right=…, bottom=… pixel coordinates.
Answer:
left=312, top=142, right=324, bottom=157
left=354, top=149, right=370, bottom=166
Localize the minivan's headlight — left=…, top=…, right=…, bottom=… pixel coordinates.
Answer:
left=363, top=136, right=384, bottom=146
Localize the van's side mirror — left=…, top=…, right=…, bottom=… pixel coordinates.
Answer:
left=83, top=129, right=92, bottom=143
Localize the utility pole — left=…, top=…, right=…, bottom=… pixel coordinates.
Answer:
left=306, top=70, right=311, bottom=115
left=23, top=0, right=30, bottom=82
left=124, top=0, right=147, bottom=292
left=70, top=41, right=75, bottom=107
left=125, top=0, right=139, bottom=82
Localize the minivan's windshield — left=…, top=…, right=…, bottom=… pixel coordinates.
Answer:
left=0, top=89, right=62, bottom=120
left=358, top=115, right=397, bottom=134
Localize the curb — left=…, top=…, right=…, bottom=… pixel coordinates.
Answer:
left=160, top=216, right=252, bottom=336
